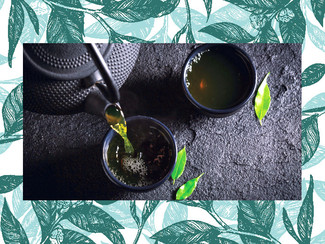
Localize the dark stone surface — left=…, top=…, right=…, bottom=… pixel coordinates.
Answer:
left=23, top=44, right=301, bottom=200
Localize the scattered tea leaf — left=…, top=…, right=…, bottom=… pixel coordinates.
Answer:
left=254, top=72, right=271, bottom=125
left=176, top=173, right=204, bottom=200
left=171, top=147, right=187, bottom=184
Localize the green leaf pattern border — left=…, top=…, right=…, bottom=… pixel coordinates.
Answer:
left=0, top=0, right=325, bottom=243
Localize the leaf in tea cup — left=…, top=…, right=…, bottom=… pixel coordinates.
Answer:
left=176, top=173, right=204, bottom=200
left=171, top=147, right=187, bottom=184
left=255, top=72, right=271, bottom=125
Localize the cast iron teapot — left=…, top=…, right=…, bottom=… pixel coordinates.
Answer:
left=23, top=43, right=140, bottom=117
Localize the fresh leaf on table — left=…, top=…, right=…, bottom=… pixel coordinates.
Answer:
left=171, top=147, right=187, bottom=184
left=2, top=83, right=23, bottom=137
left=8, top=0, right=24, bottom=67
left=302, top=115, right=320, bottom=166
left=151, top=220, right=221, bottom=243
left=199, top=22, right=254, bottom=42
left=254, top=72, right=271, bottom=125
left=1, top=199, right=29, bottom=244
left=0, top=175, right=23, bottom=194
left=101, top=0, right=180, bottom=22
left=302, top=63, right=325, bottom=87
left=311, top=0, right=325, bottom=27
left=176, top=173, right=204, bottom=200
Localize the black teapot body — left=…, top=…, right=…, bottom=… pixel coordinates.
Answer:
left=23, top=43, right=140, bottom=117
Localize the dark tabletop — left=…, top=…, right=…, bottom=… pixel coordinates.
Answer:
left=23, top=43, right=301, bottom=200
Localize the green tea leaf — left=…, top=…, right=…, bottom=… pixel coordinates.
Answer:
left=302, top=115, right=320, bottom=166
left=311, top=0, right=325, bottom=26
left=2, top=83, right=23, bottom=137
left=1, top=199, right=29, bottom=244
left=302, top=63, right=325, bottom=87
left=0, top=175, right=23, bottom=194
left=282, top=208, right=301, bottom=243
left=279, top=0, right=305, bottom=43
left=101, top=0, right=180, bottom=22
left=171, top=147, right=187, bottom=184
left=67, top=205, right=124, bottom=232
left=297, top=175, right=314, bottom=243
left=151, top=220, right=221, bottom=243
left=8, top=0, right=24, bottom=67
left=62, top=229, right=95, bottom=244
left=47, top=0, right=84, bottom=42
left=130, top=200, right=140, bottom=227
left=254, top=72, right=271, bottom=125
left=142, top=200, right=159, bottom=225
left=237, top=200, right=275, bottom=244
left=202, top=0, right=212, bottom=21
left=176, top=173, right=204, bottom=200
left=199, top=22, right=254, bottom=42
left=21, top=0, right=39, bottom=34
left=32, top=201, right=57, bottom=242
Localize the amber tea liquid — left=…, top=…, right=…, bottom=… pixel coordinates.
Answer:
left=185, top=47, right=251, bottom=109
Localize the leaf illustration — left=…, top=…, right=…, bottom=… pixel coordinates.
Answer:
left=176, top=173, right=204, bottom=200
left=21, top=0, right=39, bottom=34
left=0, top=54, right=8, bottom=65
left=171, top=147, right=187, bottom=184
left=303, top=92, right=325, bottom=114
left=311, top=229, right=325, bottom=243
left=101, top=0, right=180, bottom=22
left=282, top=208, right=301, bottom=243
left=314, top=180, right=325, bottom=201
left=86, top=0, right=104, bottom=4
left=279, top=0, right=305, bottom=43
left=32, top=201, right=57, bottom=242
left=254, top=72, right=271, bottom=125
left=2, top=83, right=23, bottom=137
left=95, top=200, right=117, bottom=205
left=224, top=0, right=288, bottom=13
left=302, top=145, right=325, bottom=170
left=0, top=0, right=4, bottom=10
left=103, top=229, right=126, bottom=244
left=130, top=200, right=140, bottom=227
left=302, top=115, right=320, bottom=166
left=62, top=229, right=95, bottom=244
left=47, top=0, right=84, bottom=42
left=151, top=220, right=221, bottom=243
left=67, top=205, right=124, bottom=233
left=297, top=175, right=314, bottom=243
left=302, top=64, right=325, bottom=87
left=311, top=0, right=325, bottom=26
left=0, top=175, right=23, bottom=194
left=142, top=201, right=159, bottom=225
left=255, top=23, right=279, bottom=43
left=203, top=0, right=212, bottom=21
left=0, top=135, right=22, bottom=145
left=307, top=20, right=325, bottom=52
left=176, top=200, right=213, bottom=210
left=199, top=22, right=254, bottom=42
left=1, top=198, right=29, bottom=244
left=237, top=200, right=275, bottom=243
left=172, top=25, right=187, bottom=43
left=162, top=202, right=188, bottom=228
left=8, top=0, right=24, bottom=67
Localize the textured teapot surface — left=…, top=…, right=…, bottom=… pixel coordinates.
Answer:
left=24, top=43, right=140, bottom=115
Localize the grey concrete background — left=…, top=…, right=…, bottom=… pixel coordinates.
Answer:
left=23, top=44, right=301, bottom=200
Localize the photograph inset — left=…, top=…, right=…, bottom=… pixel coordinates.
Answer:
left=23, top=43, right=301, bottom=200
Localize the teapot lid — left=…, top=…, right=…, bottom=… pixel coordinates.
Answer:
left=23, top=43, right=113, bottom=81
